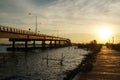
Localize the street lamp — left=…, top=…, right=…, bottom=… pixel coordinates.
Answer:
left=29, top=13, right=38, bottom=34
left=29, top=28, right=31, bottom=31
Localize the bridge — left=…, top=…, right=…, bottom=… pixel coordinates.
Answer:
left=0, top=25, right=71, bottom=50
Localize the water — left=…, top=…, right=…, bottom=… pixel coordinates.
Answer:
left=0, top=45, right=89, bottom=80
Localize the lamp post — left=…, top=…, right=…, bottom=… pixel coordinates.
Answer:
left=29, top=28, right=31, bottom=31
left=35, top=15, right=37, bottom=33
left=29, top=13, right=38, bottom=34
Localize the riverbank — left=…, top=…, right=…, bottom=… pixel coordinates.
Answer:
left=63, top=50, right=100, bottom=80
left=63, top=40, right=102, bottom=80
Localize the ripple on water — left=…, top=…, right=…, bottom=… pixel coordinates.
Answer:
left=0, top=46, right=89, bottom=80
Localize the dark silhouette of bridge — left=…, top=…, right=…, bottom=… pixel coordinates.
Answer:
left=0, top=25, right=71, bottom=50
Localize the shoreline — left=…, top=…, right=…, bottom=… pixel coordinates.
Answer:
left=63, top=43, right=102, bottom=80
left=63, top=51, right=99, bottom=80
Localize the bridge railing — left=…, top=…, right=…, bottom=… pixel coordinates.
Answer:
left=0, top=25, right=69, bottom=40
left=0, top=25, right=29, bottom=34
left=0, top=25, right=46, bottom=36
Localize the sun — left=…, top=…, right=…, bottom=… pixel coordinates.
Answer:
left=97, top=27, right=112, bottom=40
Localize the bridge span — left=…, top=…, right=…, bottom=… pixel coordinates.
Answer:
left=0, top=25, right=71, bottom=50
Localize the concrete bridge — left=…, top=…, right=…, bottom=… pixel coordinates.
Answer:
left=0, top=25, right=71, bottom=50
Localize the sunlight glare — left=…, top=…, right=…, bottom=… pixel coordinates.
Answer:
left=98, top=27, right=112, bottom=40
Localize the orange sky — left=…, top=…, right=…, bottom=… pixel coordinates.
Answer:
left=0, top=0, right=120, bottom=43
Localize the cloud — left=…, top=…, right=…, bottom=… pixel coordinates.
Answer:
left=30, top=0, right=57, bottom=6
left=1, top=0, right=120, bottom=26
left=1, top=0, right=120, bottom=42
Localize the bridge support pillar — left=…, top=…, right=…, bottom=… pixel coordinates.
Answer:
left=25, top=40, right=28, bottom=49
left=33, top=40, right=35, bottom=48
left=12, top=40, right=15, bottom=49
left=64, top=41, right=67, bottom=47
left=56, top=41, right=59, bottom=47
left=54, top=40, right=57, bottom=48
left=42, top=40, right=45, bottom=48
left=49, top=40, right=52, bottom=48
left=59, top=40, right=61, bottom=47
left=61, top=41, right=66, bottom=47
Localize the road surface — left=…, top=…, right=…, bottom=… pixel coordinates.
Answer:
left=73, top=46, right=120, bottom=80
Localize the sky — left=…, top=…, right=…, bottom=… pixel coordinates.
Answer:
left=1, top=0, right=120, bottom=43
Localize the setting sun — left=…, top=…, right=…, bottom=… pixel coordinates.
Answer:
left=97, top=27, right=112, bottom=40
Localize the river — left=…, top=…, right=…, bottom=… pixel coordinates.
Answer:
left=0, top=45, right=89, bottom=80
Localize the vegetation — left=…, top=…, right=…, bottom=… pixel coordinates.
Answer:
left=78, top=40, right=102, bottom=52
left=64, top=40, right=102, bottom=80
left=106, top=43, right=120, bottom=51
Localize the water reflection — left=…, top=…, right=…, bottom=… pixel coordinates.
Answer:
left=0, top=46, right=89, bottom=80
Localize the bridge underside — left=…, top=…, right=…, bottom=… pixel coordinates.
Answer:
left=8, top=38, right=71, bottom=51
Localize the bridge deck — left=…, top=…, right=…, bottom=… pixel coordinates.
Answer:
left=0, top=25, right=70, bottom=41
